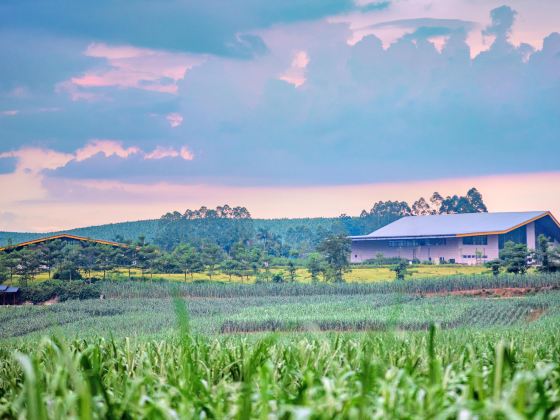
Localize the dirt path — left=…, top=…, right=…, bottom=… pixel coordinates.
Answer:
left=526, top=307, right=547, bottom=322
left=422, top=286, right=554, bottom=298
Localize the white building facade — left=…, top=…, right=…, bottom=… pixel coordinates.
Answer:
left=350, top=211, right=560, bottom=265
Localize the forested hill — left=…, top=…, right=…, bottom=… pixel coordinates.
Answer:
left=0, top=217, right=342, bottom=247
left=0, top=219, right=161, bottom=246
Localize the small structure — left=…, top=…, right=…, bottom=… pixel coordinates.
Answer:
left=0, top=233, right=128, bottom=253
left=350, top=211, right=560, bottom=265
left=0, top=285, right=20, bottom=305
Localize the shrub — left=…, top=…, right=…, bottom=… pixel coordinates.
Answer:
left=19, top=280, right=100, bottom=304
left=53, top=266, right=82, bottom=280
left=363, top=256, right=408, bottom=266
left=272, top=273, right=284, bottom=283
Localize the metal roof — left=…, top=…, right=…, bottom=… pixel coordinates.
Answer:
left=0, top=233, right=128, bottom=252
left=0, top=286, right=19, bottom=293
left=351, top=211, right=558, bottom=240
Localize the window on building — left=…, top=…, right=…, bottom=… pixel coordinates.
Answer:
left=388, top=238, right=447, bottom=247
left=498, top=225, right=527, bottom=249
left=462, top=236, right=488, bottom=245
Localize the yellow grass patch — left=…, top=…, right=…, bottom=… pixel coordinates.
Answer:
left=20, top=264, right=489, bottom=285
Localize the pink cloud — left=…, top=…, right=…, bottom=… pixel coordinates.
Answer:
left=166, top=112, right=183, bottom=128
left=75, top=140, right=140, bottom=161
left=1, top=110, right=19, bottom=116
left=1, top=142, right=194, bottom=178
left=180, top=146, right=194, bottom=161
left=56, top=81, right=104, bottom=102
left=0, top=148, right=73, bottom=173
left=144, top=146, right=179, bottom=160
left=279, top=50, right=309, bottom=87
left=144, top=145, right=194, bottom=160
left=63, top=43, right=205, bottom=98
left=331, top=0, right=560, bottom=58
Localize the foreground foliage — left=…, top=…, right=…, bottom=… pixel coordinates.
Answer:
left=1, top=276, right=559, bottom=418
left=1, top=323, right=559, bottom=418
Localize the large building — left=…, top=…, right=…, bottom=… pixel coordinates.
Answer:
left=350, top=211, right=560, bottom=265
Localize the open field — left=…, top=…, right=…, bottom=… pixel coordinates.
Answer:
left=1, top=274, right=560, bottom=417
left=1, top=275, right=559, bottom=341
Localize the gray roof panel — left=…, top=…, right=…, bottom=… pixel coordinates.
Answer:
left=353, top=211, right=548, bottom=239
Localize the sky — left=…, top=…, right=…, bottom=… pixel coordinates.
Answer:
left=0, top=0, right=559, bottom=232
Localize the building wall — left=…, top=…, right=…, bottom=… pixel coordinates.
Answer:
left=351, top=235, right=500, bottom=265
left=526, top=221, right=536, bottom=250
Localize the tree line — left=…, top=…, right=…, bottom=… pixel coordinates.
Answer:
left=153, top=188, right=488, bottom=254
left=0, top=233, right=356, bottom=285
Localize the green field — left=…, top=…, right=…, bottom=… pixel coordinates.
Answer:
left=1, top=274, right=560, bottom=417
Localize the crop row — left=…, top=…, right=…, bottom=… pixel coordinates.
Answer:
left=1, top=322, right=560, bottom=418
left=101, top=273, right=560, bottom=299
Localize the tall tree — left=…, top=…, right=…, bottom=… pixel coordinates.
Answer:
left=96, top=245, right=116, bottom=280
left=173, top=244, right=204, bottom=281
left=535, top=234, right=560, bottom=273
left=305, top=253, right=325, bottom=282
left=499, top=241, right=529, bottom=274
left=201, top=243, right=224, bottom=280
left=437, top=188, right=488, bottom=214
left=136, top=241, right=159, bottom=280
left=430, top=192, right=444, bottom=211
left=466, top=188, right=488, bottom=212
left=317, top=234, right=352, bottom=283
left=15, top=248, right=41, bottom=286
left=37, top=240, right=65, bottom=279
left=411, top=197, right=434, bottom=216
left=0, top=251, right=19, bottom=284
left=287, top=261, right=297, bottom=282
left=220, top=258, right=240, bottom=282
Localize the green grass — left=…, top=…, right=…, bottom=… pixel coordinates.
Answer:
left=1, top=276, right=560, bottom=418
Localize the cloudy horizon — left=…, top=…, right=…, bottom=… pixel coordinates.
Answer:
left=1, top=0, right=559, bottom=232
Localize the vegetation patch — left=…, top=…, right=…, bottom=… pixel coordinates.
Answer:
left=18, top=280, right=101, bottom=304
left=220, top=301, right=547, bottom=333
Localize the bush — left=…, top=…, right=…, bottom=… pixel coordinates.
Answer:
left=363, top=256, right=409, bottom=266
left=272, top=273, right=284, bottom=283
left=53, top=266, right=83, bottom=280
left=19, top=280, right=100, bottom=304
